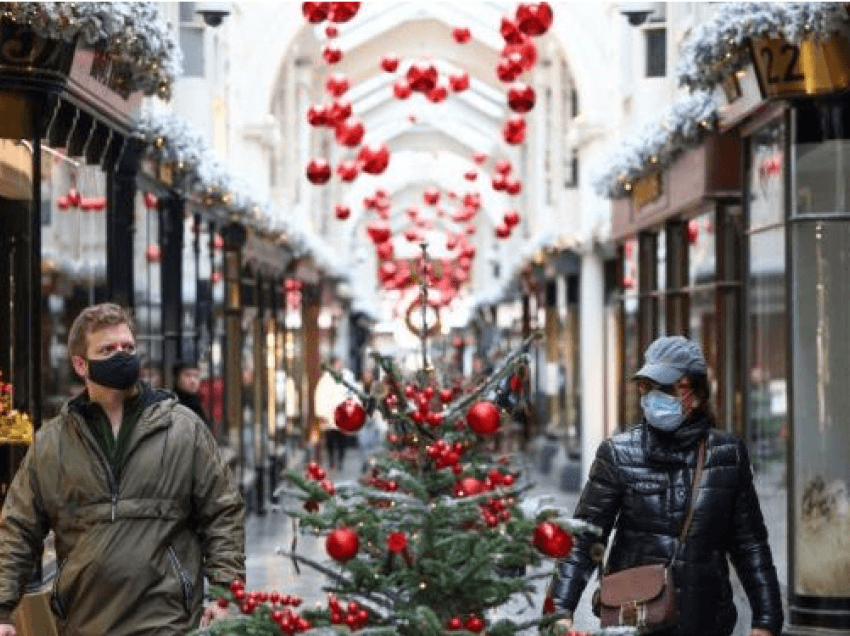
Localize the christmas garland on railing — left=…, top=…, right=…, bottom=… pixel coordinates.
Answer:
left=676, top=2, right=849, bottom=93
left=592, top=90, right=719, bottom=200
left=0, top=2, right=181, bottom=98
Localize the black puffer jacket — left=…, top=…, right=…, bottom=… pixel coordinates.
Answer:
left=551, top=416, right=783, bottom=636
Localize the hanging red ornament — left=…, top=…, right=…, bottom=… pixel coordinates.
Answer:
left=67, top=188, right=82, bottom=207
left=423, top=186, right=440, bottom=206
left=504, top=37, right=537, bottom=72
left=211, top=271, right=224, bottom=284
left=406, top=61, right=438, bottom=93
left=492, top=174, right=508, bottom=191
left=328, top=2, right=360, bottom=23
left=466, top=401, right=501, bottom=435
left=515, top=2, right=554, bottom=36
left=357, top=142, right=391, bottom=174
left=426, top=83, right=448, bottom=103
left=334, top=398, right=366, bottom=433
left=464, top=170, right=477, bottom=181
left=337, top=159, right=359, bottom=182
left=386, top=531, right=407, bottom=553
left=302, top=2, right=330, bottom=23
left=376, top=240, right=394, bottom=260
left=504, top=209, right=521, bottom=227
left=379, top=261, right=398, bottom=283
left=533, top=521, right=573, bottom=559
left=449, top=71, right=470, bottom=92
left=325, top=24, right=339, bottom=37
left=323, top=46, right=343, bottom=64
left=687, top=218, right=699, bottom=245
left=326, top=527, right=360, bottom=561
left=447, top=616, right=463, bottom=630
left=495, top=159, right=512, bottom=175
left=495, top=222, right=511, bottom=239
left=452, top=26, right=471, bottom=43
left=500, top=17, right=525, bottom=44
left=367, top=220, right=392, bottom=243
left=335, top=117, right=365, bottom=147
left=472, top=151, right=487, bottom=165
left=145, top=245, right=162, bottom=263
left=504, top=177, right=522, bottom=195
left=380, top=53, right=399, bottom=73
left=327, top=99, right=352, bottom=125
left=56, top=195, right=70, bottom=210
left=325, top=73, right=350, bottom=97
left=393, top=78, right=412, bottom=99
left=334, top=204, right=351, bottom=220
left=503, top=115, right=526, bottom=145
left=213, top=234, right=224, bottom=250
left=143, top=191, right=158, bottom=209
left=405, top=205, right=419, bottom=220
left=307, top=103, right=328, bottom=127
left=305, top=158, right=332, bottom=184
left=496, top=53, right=524, bottom=83
left=622, top=273, right=635, bottom=290
left=464, top=616, right=485, bottom=633
left=454, top=477, right=483, bottom=497
left=507, top=82, right=536, bottom=113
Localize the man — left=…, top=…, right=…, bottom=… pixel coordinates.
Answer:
left=172, top=359, right=210, bottom=428
left=0, top=303, right=245, bottom=635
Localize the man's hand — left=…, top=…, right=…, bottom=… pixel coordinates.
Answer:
left=0, top=623, right=16, bottom=636
left=199, top=601, right=231, bottom=628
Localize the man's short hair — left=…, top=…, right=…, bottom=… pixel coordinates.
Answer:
left=68, top=303, right=136, bottom=359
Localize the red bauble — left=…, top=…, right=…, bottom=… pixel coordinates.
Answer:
left=302, top=2, right=329, bottom=23
left=307, top=103, right=328, bottom=127
left=403, top=228, right=421, bottom=243
left=334, top=398, right=366, bottom=433
left=447, top=616, right=463, bottom=630
left=449, top=71, right=470, bottom=92
left=495, top=222, right=511, bottom=239
left=334, top=204, right=351, bottom=220
left=452, top=26, right=471, bottom=44
left=496, top=54, right=524, bottom=83
left=504, top=209, right=520, bottom=227
left=327, top=99, right=352, bottom=125
left=504, top=177, right=522, bottom=195
left=464, top=170, right=477, bottom=181
left=516, top=2, right=554, bottom=36
left=386, top=531, right=407, bottom=553
left=145, top=245, right=162, bottom=263
left=503, top=115, right=526, bottom=145
left=393, top=78, right=412, bottom=99
left=500, top=17, right=525, bottom=44
left=380, top=54, right=399, bottom=73
left=472, top=151, right=487, bottom=165
left=427, top=83, right=449, bottom=103
left=423, top=186, right=440, bottom=206
left=56, top=195, right=70, bottom=210
left=687, top=218, right=699, bottom=245
left=465, top=616, right=485, bottom=633
left=357, top=143, right=391, bottom=174
left=328, top=2, right=360, bottom=23
left=337, top=159, right=359, bottom=182
left=466, top=401, right=501, bottom=435
left=325, top=73, right=350, bottom=97
left=376, top=240, right=394, bottom=260
left=492, top=174, right=508, bottom=191
left=503, top=38, right=537, bottom=71
left=326, top=527, right=360, bottom=561
left=325, top=24, right=339, bottom=37
left=533, top=521, right=573, bottom=558
left=323, top=46, right=343, bottom=64
left=406, top=61, right=438, bottom=93
left=67, top=188, right=82, bottom=207
left=507, top=82, right=536, bottom=113
left=367, top=220, right=392, bottom=243
left=305, top=158, right=332, bottom=184
left=495, top=159, right=512, bottom=174
left=143, top=191, right=158, bottom=209
left=379, top=261, right=397, bottom=283
left=335, top=117, right=365, bottom=147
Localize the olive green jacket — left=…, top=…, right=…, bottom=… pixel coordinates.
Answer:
left=0, top=387, right=245, bottom=635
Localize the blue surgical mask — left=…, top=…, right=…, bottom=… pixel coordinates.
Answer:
left=641, top=389, right=684, bottom=432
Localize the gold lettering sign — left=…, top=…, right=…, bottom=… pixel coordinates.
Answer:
left=751, top=34, right=850, bottom=98
left=632, top=172, right=662, bottom=211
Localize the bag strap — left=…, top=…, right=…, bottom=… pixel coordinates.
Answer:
left=678, top=438, right=706, bottom=544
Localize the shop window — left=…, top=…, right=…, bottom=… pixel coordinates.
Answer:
left=179, top=26, right=205, bottom=78
left=748, top=121, right=785, bottom=230
left=645, top=28, right=666, bottom=78
left=564, top=149, right=579, bottom=189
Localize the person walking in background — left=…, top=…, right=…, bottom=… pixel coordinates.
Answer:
left=357, top=367, right=387, bottom=473
left=0, top=303, right=245, bottom=636
left=314, top=355, right=352, bottom=470
left=173, top=358, right=211, bottom=428
left=549, top=335, right=783, bottom=636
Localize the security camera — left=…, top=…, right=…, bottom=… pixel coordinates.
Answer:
left=619, top=2, right=655, bottom=26
left=195, top=1, right=231, bottom=27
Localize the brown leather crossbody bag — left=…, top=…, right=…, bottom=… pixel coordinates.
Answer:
left=597, top=439, right=706, bottom=633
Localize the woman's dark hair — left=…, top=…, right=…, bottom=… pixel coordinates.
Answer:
left=688, top=372, right=717, bottom=424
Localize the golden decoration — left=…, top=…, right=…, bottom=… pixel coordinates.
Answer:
left=0, top=375, right=33, bottom=444
left=751, top=33, right=850, bottom=98
left=404, top=297, right=441, bottom=339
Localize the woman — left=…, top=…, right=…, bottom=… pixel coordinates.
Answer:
left=550, top=336, right=783, bottom=636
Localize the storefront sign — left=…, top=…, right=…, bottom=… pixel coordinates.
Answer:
left=632, top=172, right=662, bottom=212
left=751, top=34, right=850, bottom=98
left=69, top=46, right=142, bottom=123
left=714, top=61, right=764, bottom=130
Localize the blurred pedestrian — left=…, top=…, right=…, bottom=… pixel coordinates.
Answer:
left=548, top=335, right=783, bottom=636
left=357, top=368, right=386, bottom=473
left=0, top=303, right=245, bottom=636
left=173, top=358, right=210, bottom=428
left=314, top=355, right=352, bottom=470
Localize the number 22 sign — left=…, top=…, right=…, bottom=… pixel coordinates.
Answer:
left=751, top=36, right=850, bottom=98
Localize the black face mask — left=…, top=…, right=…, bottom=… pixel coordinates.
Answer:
left=86, top=352, right=140, bottom=390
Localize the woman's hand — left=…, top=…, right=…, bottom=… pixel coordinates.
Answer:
left=749, top=630, right=774, bottom=636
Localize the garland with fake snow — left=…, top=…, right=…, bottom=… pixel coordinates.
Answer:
left=592, top=91, right=718, bottom=200
left=677, top=2, right=849, bottom=93
left=0, top=2, right=181, bottom=99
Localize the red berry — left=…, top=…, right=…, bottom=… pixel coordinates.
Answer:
left=229, top=579, right=244, bottom=594
left=216, top=597, right=229, bottom=609
left=448, top=616, right=463, bottom=630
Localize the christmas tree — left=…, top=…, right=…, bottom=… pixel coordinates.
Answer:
left=200, top=247, right=635, bottom=636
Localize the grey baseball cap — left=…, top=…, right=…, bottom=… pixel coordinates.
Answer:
left=634, top=336, right=707, bottom=385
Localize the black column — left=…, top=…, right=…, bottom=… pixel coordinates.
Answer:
left=106, top=161, right=137, bottom=309
left=222, top=223, right=246, bottom=470
left=159, top=195, right=184, bottom=388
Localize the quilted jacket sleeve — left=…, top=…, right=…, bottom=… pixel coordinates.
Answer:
left=727, top=439, right=784, bottom=636
left=550, top=439, right=623, bottom=612
left=0, top=443, right=50, bottom=624
left=191, top=421, right=246, bottom=587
